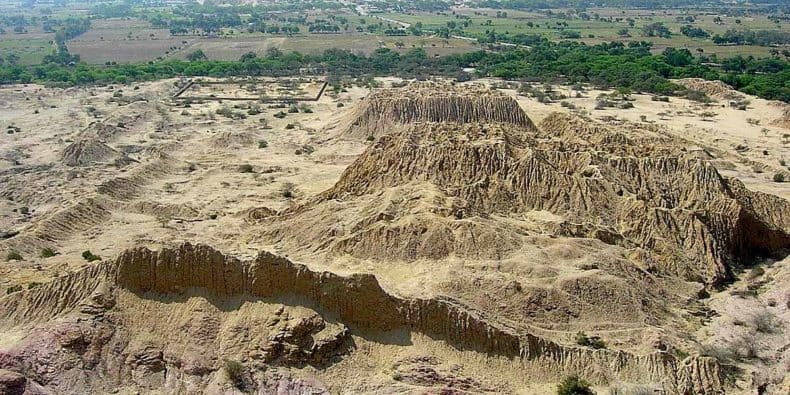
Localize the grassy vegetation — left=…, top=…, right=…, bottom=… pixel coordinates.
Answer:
left=557, top=375, right=595, bottom=395
left=81, top=250, right=101, bottom=262
left=1, top=39, right=789, bottom=102
left=0, top=1, right=788, bottom=103
left=223, top=359, right=245, bottom=389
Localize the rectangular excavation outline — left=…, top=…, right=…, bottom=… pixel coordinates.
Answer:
left=173, top=77, right=328, bottom=102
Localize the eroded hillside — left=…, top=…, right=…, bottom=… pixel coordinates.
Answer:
left=0, top=80, right=788, bottom=394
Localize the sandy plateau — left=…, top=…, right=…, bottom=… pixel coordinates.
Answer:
left=0, top=78, right=788, bottom=394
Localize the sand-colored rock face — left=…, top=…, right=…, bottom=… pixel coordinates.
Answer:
left=0, top=243, right=724, bottom=394
left=1, top=80, right=787, bottom=395
left=772, top=105, right=790, bottom=129
left=278, top=114, right=789, bottom=285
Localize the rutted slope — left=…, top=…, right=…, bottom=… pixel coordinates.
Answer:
left=0, top=243, right=723, bottom=394
left=0, top=155, right=176, bottom=255
left=330, top=81, right=537, bottom=140
left=280, top=119, right=790, bottom=285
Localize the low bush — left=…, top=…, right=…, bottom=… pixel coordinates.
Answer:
left=6, top=251, right=22, bottom=261
left=557, top=375, right=595, bottom=395
left=224, top=359, right=245, bottom=389
left=82, top=250, right=101, bottom=262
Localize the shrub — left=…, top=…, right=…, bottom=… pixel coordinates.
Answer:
left=82, top=250, right=101, bottom=262
left=258, top=140, right=268, bottom=149
left=224, top=359, right=245, bottom=389
left=6, top=285, right=23, bottom=294
left=288, top=105, right=299, bottom=113
left=6, top=251, right=22, bottom=261
left=754, top=309, right=776, bottom=333
left=684, top=89, right=712, bottom=103
left=238, top=164, right=254, bottom=173
left=366, top=135, right=375, bottom=142
left=40, top=248, right=57, bottom=258
left=773, top=173, right=786, bottom=183
left=285, top=123, right=295, bottom=129
left=273, top=111, right=286, bottom=119
left=575, top=332, right=606, bottom=349
left=281, top=182, right=296, bottom=198
left=557, top=375, right=594, bottom=395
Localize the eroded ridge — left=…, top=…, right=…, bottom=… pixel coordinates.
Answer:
left=0, top=243, right=723, bottom=394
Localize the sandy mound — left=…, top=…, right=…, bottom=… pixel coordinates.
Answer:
left=329, top=81, right=538, bottom=140
left=61, top=138, right=122, bottom=167
left=675, top=78, right=741, bottom=100
left=273, top=113, right=789, bottom=285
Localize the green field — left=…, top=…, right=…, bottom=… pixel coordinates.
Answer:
left=0, top=1, right=787, bottom=66
left=380, top=7, right=786, bottom=57
left=0, top=36, right=52, bottom=65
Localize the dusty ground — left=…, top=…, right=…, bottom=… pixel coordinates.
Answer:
left=0, top=77, right=788, bottom=394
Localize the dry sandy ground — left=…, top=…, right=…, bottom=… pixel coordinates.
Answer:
left=0, top=77, right=788, bottom=393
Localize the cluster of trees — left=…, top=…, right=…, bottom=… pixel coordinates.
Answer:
left=471, top=0, right=738, bottom=10
left=308, top=20, right=342, bottom=33
left=712, top=29, right=790, bottom=46
left=680, top=25, right=710, bottom=39
left=0, top=40, right=788, bottom=102
left=641, top=22, right=672, bottom=38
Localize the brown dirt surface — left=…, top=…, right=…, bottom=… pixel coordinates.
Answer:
left=0, top=79, right=787, bottom=395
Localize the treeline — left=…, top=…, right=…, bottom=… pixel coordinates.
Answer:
left=712, top=29, right=790, bottom=46
left=0, top=41, right=788, bottom=102
left=472, top=0, right=735, bottom=10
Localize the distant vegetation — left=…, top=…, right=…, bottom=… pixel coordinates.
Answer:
left=1, top=39, right=788, bottom=102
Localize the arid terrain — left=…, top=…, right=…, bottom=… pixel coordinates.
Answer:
left=0, top=78, right=788, bottom=394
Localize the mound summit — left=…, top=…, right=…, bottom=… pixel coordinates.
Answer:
left=331, top=81, right=537, bottom=140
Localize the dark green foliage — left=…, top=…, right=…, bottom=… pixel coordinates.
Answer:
left=774, top=173, right=786, bottom=183
left=680, top=25, right=710, bottom=39
left=713, top=29, right=790, bottom=46
left=238, top=164, right=254, bottom=173
left=6, top=285, right=23, bottom=294
left=224, top=359, right=245, bottom=389
left=187, top=50, right=208, bottom=61
left=82, top=250, right=101, bottom=262
left=258, top=140, right=268, bottom=148
left=6, top=251, right=22, bottom=261
left=575, top=332, right=607, bottom=349
left=0, top=41, right=788, bottom=102
left=40, top=248, right=57, bottom=258
left=557, top=375, right=595, bottom=395
left=642, top=22, right=672, bottom=38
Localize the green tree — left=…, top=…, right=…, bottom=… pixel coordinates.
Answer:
left=187, top=49, right=207, bottom=61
